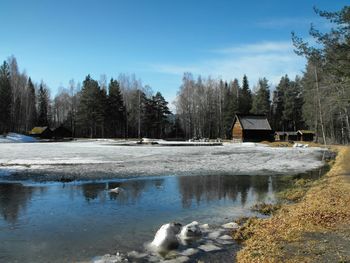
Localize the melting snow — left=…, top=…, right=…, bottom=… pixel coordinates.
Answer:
left=0, top=140, right=325, bottom=180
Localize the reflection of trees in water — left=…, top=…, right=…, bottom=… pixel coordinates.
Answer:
left=79, top=179, right=165, bottom=205
left=270, top=167, right=326, bottom=194
left=81, top=183, right=107, bottom=202
left=109, top=180, right=147, bottom=204
left=251, top=176, right=270, bottom=203
left=0, top=183, right=40, bottom=223
left=177, top=174, right=271, bottom=208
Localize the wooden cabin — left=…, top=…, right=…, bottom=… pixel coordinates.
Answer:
left=297, top=130, right=315, bottom=141
left=231, top=114, right=274, bottom=142
left=275, top=131, right=287, bottom=141
left=28, top=126, right=53, bottom=139
left=52, top=126, right=72, bottom=139
left=275, top=131, right=297, bottom=141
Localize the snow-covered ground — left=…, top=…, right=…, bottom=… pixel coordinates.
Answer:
left=0, top=140, right=325, bottom=181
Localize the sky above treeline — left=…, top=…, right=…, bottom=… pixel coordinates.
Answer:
left=0, top=0, right=348, bottom=103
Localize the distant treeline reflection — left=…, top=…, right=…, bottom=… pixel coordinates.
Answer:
left=0, top=169, right=325, bottom=223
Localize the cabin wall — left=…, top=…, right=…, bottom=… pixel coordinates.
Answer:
left=243, top=130, right=274, bottom=142
left=232, top=121, right=243, bottom=140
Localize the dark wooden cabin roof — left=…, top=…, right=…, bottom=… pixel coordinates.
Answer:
left=232, top=114, right=272, bottom=131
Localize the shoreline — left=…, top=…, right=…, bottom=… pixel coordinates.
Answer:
left=234, top=146, right=350, bottom=262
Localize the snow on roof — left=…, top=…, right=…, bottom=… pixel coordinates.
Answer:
left=236, top=114, right=272, bottom=131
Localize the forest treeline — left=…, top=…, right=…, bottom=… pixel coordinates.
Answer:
left=0, top=6, right=349, bottom=143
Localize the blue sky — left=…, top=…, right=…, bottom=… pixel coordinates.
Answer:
left=0, top=0, right=347, bottom=103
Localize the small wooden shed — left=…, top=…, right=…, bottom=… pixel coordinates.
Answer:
left=231, top=114, right=274, bottom=142
left=52, top=126, right=72, bottom=139
left=297, top=130, right=315, bottom=141
left=28, top=126, right=53, bottom=139
left=275, top=131, right=287, bottom=141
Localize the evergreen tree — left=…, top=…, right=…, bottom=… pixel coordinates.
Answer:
left=251, top=78, right=271, bottom=116
left=223, top=80, right=239, bottom=138
left=37, top=83, right=49, bottom=126
left=26, top=77, right=37, bottom=130
left=282, top=77, right=304, bottom=131
left=153, top=92, right=171, bottom=138
left=271, top=75, right=289, bottom=130
left=107, top=78, right=125, bottom=137
left=0, top=61, right=12, bottom=133
left=292, top=6, right=350, bottom=143
left=238, top=75, right=252, bottom=114
left=77, top=75, right=104, bottom=137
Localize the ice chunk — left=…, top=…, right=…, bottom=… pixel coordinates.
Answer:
left=221, top=222, right=239, bottom=229
left=150, top=222, right=182, bottom=252
left=198, top=243, right=222, bottom=252
left=219, top=234, right=233, bottom=240
left=178, top=221, right=201, bottom=240
left=179, top=248, right=199, bottom=256
left=207, top=230, right=223, bottom=239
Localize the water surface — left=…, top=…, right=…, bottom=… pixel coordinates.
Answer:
left=0, top=170, right=325, bottom=262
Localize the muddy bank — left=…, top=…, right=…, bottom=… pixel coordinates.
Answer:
left=235, top=146, right=350, bottom=262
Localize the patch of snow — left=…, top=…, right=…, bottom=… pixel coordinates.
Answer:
left=293, top=143, right=309, bottom=148
left=0, top=141, right=325, bottom=180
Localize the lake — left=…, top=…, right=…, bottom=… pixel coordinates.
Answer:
left=0, top=168, right=326, bottom=263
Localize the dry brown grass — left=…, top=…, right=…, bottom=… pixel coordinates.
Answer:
left=235, top=146, right=350, bottom=263
left=261, top=141, right=324, bottom=148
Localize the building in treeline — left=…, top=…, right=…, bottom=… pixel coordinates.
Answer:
left=231, top=114, right=274, bottom=142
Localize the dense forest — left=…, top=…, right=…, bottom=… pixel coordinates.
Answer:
left=0, top=6, right=349, bottom=143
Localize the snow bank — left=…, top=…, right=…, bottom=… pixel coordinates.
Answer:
left=0, top=141, right=326, bottom=181
left=0, top=133, right=37, bottom=143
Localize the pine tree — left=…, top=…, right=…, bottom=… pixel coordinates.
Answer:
left=77, top=75, right=104, bottom=138
left=37, top=83, right=49, bottom=127
left=223, top=80, right=239, bottom=138
left=107, top=78, right=125, bottom=137
left=238, top=75, right=252, bottom=114
left=26, top=77, right=37, bottom=130
left=0, top=61, right=12, bottom=133
left=251, top=78, right=271, bottom=116
left=153, top=92, right=171, bottom=138
left=282, top=77, right=304, bottom=131
left=272, top=75, right=289, bottom=130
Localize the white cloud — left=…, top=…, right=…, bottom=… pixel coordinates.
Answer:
left=150, top=40, right=306, bottom=87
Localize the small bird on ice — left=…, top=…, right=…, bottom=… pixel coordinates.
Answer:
left=109, top=187, right=122, bottom=194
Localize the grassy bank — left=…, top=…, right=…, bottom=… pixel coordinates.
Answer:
left=235, top=146, right=350, bottom=263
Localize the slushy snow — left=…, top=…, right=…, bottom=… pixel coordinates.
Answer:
left=0, top=140, right=325, bottom=180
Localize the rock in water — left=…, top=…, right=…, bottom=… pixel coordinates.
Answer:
left=179, top=221, right=202, bottom=240
left=150, top=222, right=182, bottom=252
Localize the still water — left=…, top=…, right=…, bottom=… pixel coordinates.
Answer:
left=0, top=171, right=324, bottom=262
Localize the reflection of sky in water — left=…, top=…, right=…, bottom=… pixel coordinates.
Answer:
left=0, top=170, right=324, bottom=263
